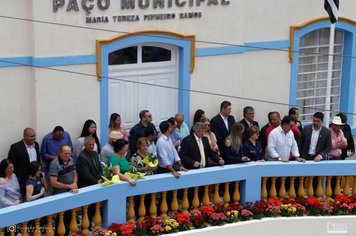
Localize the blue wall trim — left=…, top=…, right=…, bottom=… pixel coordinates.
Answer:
left=0, top=56, right=32, bottom=67
left=195, top=40, right=290, bottom=57
left=0, top=55, right=96, bottom=67
left=98, top=34, right=192, bottom=145
left=33, top=55, right=97, bottom=66
left=0, top=40, right=290, bottom=67
left=290, top=19, right=356, bottom=130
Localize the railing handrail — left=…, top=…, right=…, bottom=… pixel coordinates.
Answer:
left=0, top=160, right=355, bottom=227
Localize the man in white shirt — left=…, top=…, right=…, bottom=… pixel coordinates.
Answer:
left=268, top=116, right=304, bottom=162
left=8, top=128, right=41, bottom=198
left=298, top=112, right=331, bottom=161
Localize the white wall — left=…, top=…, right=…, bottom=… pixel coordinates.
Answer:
left=191, top=50, right=290, bottom=125
left=0, top=67, right=35, bottom=156
left=4, top=0, right=356, bottom=56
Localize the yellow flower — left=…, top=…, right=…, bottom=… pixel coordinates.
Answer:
left=227, top=212, right=231, bottom=216
left=231, top=210, right=239, bottom=216
left=165, top=226, right=172, bottom=232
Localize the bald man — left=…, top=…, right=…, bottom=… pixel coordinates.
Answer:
left=8, top=128, right=41, bottom=198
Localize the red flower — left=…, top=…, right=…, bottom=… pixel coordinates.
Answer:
left=306, top=196, right=321, bottom=207
left=142, top=216, right=156, bottom=229
left=119, top=223, right=134, bottom=236
left=335, top=195, right=351, bottom=204
left=108, top=223, right=120, bottom=232
left=282, top=198, right=296, bottom=205
left=199, top=205, right=215, bottom=217
left=174, top=213, right=192, bottom=226
left=225, top=203, right=241, bottom=211
left=190, top=209, right=206, bottom=228
left=268, top=197, right=281, bottom=206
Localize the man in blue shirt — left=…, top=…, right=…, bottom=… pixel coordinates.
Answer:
left=156, top=121, right=187, bottom=178
left=41, top=126, right=73, bottom=170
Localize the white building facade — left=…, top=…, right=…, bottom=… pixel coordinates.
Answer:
left=1, top=0, right=356, bottom=156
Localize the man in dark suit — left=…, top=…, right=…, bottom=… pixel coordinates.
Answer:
left=210, top=101, right=235, bottom=160
left=76, top=136, right=102, bottom=231
left=298, top=112, right=332, bottom=161
left=8, top=128, right=41, bottom=198
left=180, top=122, right=224, bottom=169
left=77, top=136, right=102, bottom=188
left=239, top=106, right=259, bottom=142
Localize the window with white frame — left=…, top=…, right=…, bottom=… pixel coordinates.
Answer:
left=296, top=28, right=344, bottom=122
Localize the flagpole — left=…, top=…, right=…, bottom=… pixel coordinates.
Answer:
left=324, top=23, right=336, bottom=126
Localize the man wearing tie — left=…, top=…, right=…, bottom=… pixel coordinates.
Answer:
left=8, top=128, right=41, bottom=198
left=210, top=101, right=236, bottom=160
left=239, top=106, right=259, bottom=143
left=180, top=122, right=224, bottom=169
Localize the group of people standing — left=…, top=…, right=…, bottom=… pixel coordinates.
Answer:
left=0, top=101, right=354, bottom=234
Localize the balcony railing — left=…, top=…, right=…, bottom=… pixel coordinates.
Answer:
left=0, top=160, right=355, bottom=235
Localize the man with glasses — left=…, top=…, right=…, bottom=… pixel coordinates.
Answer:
left=129, top=110, right=157, bottom=156
left=267, top=116, right=304, bottom=162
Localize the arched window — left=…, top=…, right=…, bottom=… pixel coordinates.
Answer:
left=108, top=45, right=171, bottom=65
left=142, top=46, right=171, bottom=63
left=296, top=28, right=344, bottom=121
left=109, top=46, right=138, bottom=65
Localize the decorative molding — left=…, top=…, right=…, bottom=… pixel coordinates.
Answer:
left=289, top=16, right=356, bottom=63
left=96, top=30, right=196, bottom=80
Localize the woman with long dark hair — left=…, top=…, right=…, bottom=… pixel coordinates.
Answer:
left=191, top=109, right=205, bottom=134
left=193, top=109, right=205, bottom=125
left=336, top=112, right=355, bottom=159
left=74, top=119, right=101, bottom=159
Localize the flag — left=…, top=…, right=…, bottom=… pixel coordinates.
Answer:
left=324, top=0, right=339, bottom=24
